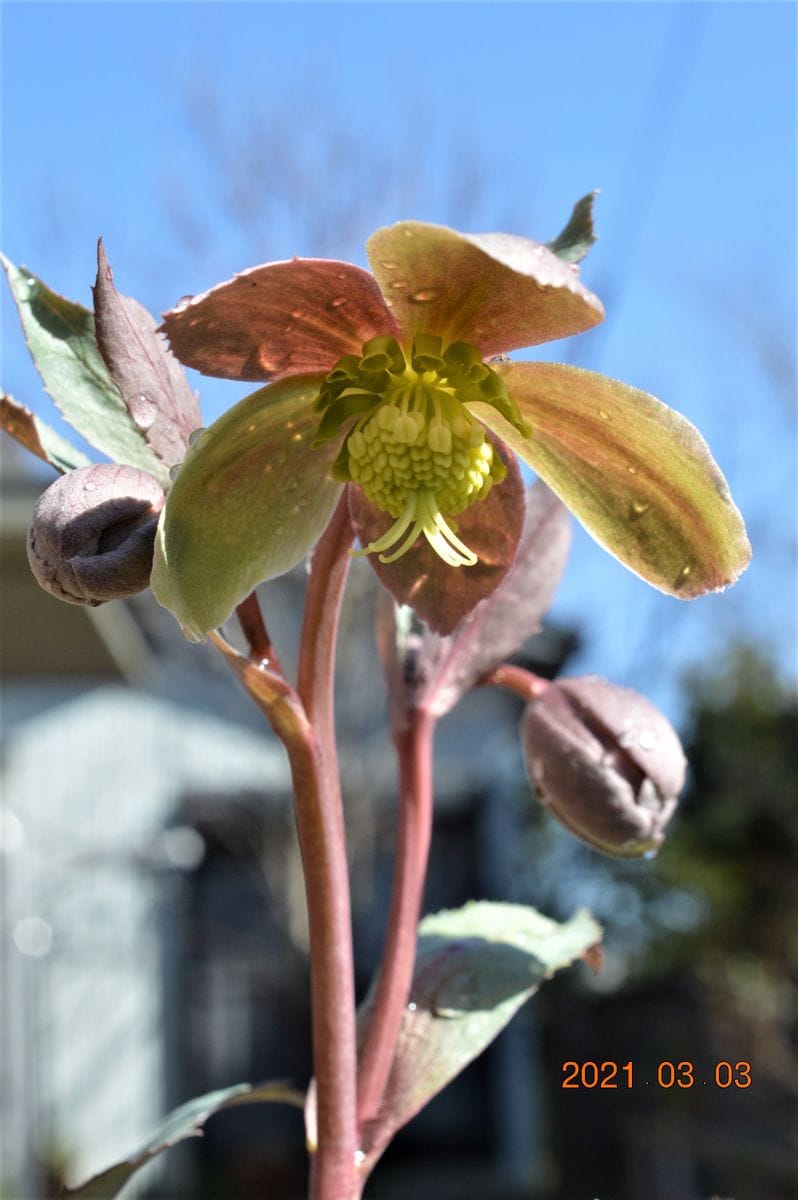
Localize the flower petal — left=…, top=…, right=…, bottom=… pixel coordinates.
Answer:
left=151, top=375, right=342, bottom=639
left=161, top=259, right=399, bottom=383
left=366, top=222, right=603, bottom=358
left=348, top=444, right=524, bottom=635
left=474, top=363, right=751, bottom=598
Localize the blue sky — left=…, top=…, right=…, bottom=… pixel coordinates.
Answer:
left=2, top=1, right=796, bottom=720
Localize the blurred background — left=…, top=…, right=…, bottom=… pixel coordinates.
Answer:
left=1, top=3, right=795, bottom=1199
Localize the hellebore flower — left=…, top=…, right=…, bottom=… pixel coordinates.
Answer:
left=521, top=676, right=686, bottom=857
left=151, top=202, right=750, bottom=640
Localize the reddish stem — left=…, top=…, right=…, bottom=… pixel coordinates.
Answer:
left=480, top=662, right=551, bottom=702
left=356, top=706, right=436, bottom=1127
left=295, top=494, right=359, bottom=1200
left=236, top=590, right=284, bottom=676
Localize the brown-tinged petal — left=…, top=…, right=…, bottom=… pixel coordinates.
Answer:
left=420, top=481, right=572, bottom=717
left=93, top=241, right=201, bottom=467
left=348, top=445, right=524, bottom=635
left=474, top=362, right=751, bottom=598
left=366, top=222, right=603, bottom=358
left=27, top=464, right=164, bottom=606
left=161, top=259, right=399, bottom=383
left=151, top=375, right=343, bottom=641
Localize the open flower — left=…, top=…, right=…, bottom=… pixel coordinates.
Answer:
left=151, top=201, right=750, bottom=640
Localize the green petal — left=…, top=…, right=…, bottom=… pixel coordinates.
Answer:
left=366, top=221, right=603, bottom=358
left=474, top=363, right=751, bottom=598
left=151, top=374, right=342, bottom=639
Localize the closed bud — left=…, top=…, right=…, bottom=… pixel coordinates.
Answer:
left=521, top=676, right=686, bottom=858
left=27, top=464, right=165, bottom=606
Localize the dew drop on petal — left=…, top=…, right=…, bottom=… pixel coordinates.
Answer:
left=409, top=288, right=441, bottom=303
left=630, top=499, right=650, bottom=516
left=329, top=296, right=348, bottom=309
left=599, top=409, right=610, bottom=421
left=285, top=475, right=299, bottom=491
left=188, top=426, right=207, bottom=447
left=169, top=463, right=182, bottom=482
left=173, top=294, right=194, bottom=311
left=403, top=228, right=415, bottom=238
left=129, top=393, right=158, bottom=430
left=290, top=309, right=303, bottom=319
left=638, top=729, right=659, bottom=751
left=83, top=481, right=97, bottom=492
left=626, top=465, right=638, bottom=475
left=381, top=260, right=399, bottom=270
left=391, top=280, right=410, bottom=291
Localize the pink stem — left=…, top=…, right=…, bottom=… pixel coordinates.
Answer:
left=356, top=706, right=436, bottom=1127
left=479, top=662, right=551, bottom=702
left=295, top=495, right=359, bottom=1200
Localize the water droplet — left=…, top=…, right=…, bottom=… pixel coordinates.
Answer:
left=173, top=294, right=194, bottom=311
left=643, top=847, right=659, bottom=861
left=390, top=279, right=410, bottom=291
left=638, top=729, right=658, bottom=751
left=599, top=409, right=610, bottom=421
left=626, top=465, right=637, bottom=475
left=128, top=393, right=158, bottom=430
left=169, top=463, right=182, bottom=482
left=407, top=1001, right=417, bottom=1012
left=188, top=426, right=207, bottom=447
left=285, top=475, right=299, bottom=491
left=630, top=499, right=649, bottom=516
left=283, top=323, right=295, bottom=334
left=290, top=309, right=303, bottom=319
left=13, top=916, right=52, bottom=958
left=329, top=296, right=348, bottom=309
left=83, top=481, right=96, bottom=492
left=291, top=431, right=303, bottom=442
left=380, top=260, right=399, bottom=270
left=23, top=275, right=39, bottom=297
left=681, top=564, right=692, bottom=577
left=409, top=287, right=441, bottom=303
left=402, top=228, right=415, bottom=238
left=354, top=1151, right=365, bottom=1168
left=618, top=730, right=636, bottom=749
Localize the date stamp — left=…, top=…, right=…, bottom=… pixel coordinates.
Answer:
left=561, top=1060, right=752, bottom=1089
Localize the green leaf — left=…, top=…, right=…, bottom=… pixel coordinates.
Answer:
left=63, top=1081, right=303, bottom=1199
left=1, top=392, right=92, bottom=472
left=546, top=192, right=599, bottom=264
left=1, top=254, right=167, bottom=483
left=475, top=362, right=751, bottom=598
left=359, top=903, right=600, bottom=1173
left=151, top=374, right=343, bottom=640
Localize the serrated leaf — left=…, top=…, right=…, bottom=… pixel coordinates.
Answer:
left=93, top=241, right=201, bottom=467
left=63, top=1080, right=304, bottom=1199
left=151, top=374, right=342, bottom=640
left=359, top=903, right=600, bottom=1173
left=1, top=253, right=167, bottom=483
left=546, top=192, right=599, bottom=264
left=0, top=392, right=92, bottom=472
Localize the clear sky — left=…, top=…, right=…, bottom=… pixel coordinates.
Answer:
left=2, top=1, right=796, bottom=720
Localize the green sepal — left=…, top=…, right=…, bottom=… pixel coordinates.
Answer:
left=151, top=374, right=341, bottom=640
left=311, top=390, right=377, bottom=446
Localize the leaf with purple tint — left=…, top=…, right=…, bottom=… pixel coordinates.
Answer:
left=0, top=392, right=91, bottom=473
left=358, top=903, right=600, bottom=1177
left=93, top=241, right=201, bottom=467
left=63, top=1081, right=303, bottom=1199
left=349, top=446, right=524, bottom=635
left=1, top=253, right=166, bottom=482
left=160, top=258, right=398, bottom=383
left=420, top=480, right=572, bottom=716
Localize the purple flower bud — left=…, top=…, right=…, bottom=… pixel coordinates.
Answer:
left=521, top=676, right=686, bottom=858
left=27, top=464, right=165, bottom=606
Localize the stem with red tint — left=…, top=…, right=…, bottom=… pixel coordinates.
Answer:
left=480, top=662, right=551, bottom=702
left=356, top=705, right=436, bottom=1128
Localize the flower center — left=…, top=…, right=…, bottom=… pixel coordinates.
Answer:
left=312, top=335, right=529, bottom=567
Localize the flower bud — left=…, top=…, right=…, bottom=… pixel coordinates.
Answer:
left=27, top=464, right=165, bottom=606
left=521, top=676, right=686, bottom=857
